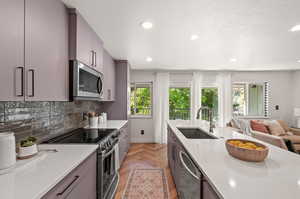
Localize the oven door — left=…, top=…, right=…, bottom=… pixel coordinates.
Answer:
left=98, top=145, right=118, bottom=199
left=71, top=60, right=103, bottom=100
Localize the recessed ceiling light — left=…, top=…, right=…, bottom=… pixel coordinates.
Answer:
left=141, top=21, right=153, bottom=29
left=190, top=34, right=199, bottom=41
left=290, top=24, right=300, bottom=32
left=230, top=58, right=237, bottom=62
left=297, top=60, right=300, bottom=63
left=146, top=57, right=153, bottom=62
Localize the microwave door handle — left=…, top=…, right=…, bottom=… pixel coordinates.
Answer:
left=97, top=77, right=102, bottom=94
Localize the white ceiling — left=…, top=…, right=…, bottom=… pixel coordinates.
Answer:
left=63, top=0, right=300, bottom=71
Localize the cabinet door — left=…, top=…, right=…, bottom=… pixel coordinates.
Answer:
left=93, top=33, right=104, bottom=73
left=102, top=50, right=116, bottom=101
left=0, top=0, right=24, bottom=101
left=25, top=0, right=68, bottom=101
left=203, top=180, right=220, bottom=199
left=76, top=13, right=93, bottom=67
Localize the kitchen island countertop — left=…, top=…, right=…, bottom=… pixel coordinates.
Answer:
left=168, top=120, right=300, bottom=199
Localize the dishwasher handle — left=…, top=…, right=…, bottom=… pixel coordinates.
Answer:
left=179, top=151, right=200, bottom=180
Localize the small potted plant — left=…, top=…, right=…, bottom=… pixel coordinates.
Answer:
left=18, top=136, right=38, bottom=159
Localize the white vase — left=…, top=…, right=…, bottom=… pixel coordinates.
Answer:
left=89, top=117, right=99, bottom=128
left=0, top=132, right=16, bottom=170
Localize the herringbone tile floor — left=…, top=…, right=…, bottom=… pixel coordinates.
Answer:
left=114, top=144, right=178, bottom=199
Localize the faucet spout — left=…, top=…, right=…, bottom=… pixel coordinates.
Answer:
left=196, top=107, right=214, bottom=133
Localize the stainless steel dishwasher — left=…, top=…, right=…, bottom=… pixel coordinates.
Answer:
left=178, top=150, right=202, bottom=199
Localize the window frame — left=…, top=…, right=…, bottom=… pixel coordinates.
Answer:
left=130, top=82, right=153, bottom=119
left=232, top=82, right=269, bottom=118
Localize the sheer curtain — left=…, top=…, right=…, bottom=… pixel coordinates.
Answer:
left=191, top=72, right=203, bottom=120
left=153, top=72, right=170, bottom=144
left=217, top=72, right=232, bottom=127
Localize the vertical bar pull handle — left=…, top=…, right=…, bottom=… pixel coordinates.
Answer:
left=16, top=67, right=24, bottom=97
left=28, top=69, right=35, bottom=97
left=94, top=51, right=97, bottom=67
left=91, top=50, right=95, bottom=67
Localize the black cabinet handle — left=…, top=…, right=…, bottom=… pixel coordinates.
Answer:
left=28, top=69, right=35, bottom=97
left=57, top=175, right=80, bottom=196
left=16, top=67, right=24, bottom=97
left=91, top=50, right=94, bottom=67
left=94, top=51, right=97, bottom=67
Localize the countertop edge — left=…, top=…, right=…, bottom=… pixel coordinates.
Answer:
left=34, top=144, right=99, bottom=199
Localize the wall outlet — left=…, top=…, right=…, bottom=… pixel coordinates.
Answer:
left=141, top=130, right=145, bottom=135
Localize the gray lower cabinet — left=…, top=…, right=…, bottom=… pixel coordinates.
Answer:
left=167, top=125, right=220, bottom=199
left=69, top=9, right=104, bottom=73
left=202, top=179, right=220, bottom=199
left=0, top=0, right=68, bottom=101
left=42, top=152, right=97, bottom=199
left=119, top=123, right=130, bottom=165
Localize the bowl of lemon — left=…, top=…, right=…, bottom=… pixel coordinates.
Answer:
left=225, top=139, right=269, bottom=162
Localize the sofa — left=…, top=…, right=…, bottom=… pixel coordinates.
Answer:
left=229, top=118, right=300, bottom=153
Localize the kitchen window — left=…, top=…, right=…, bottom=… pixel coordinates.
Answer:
left=232, top=82, right=269, bottom=117
left=130, top=82, right=153, bottom=118
left=201, top=87, right=219, bottom=122
left=169, top=87, right=191, bottom=120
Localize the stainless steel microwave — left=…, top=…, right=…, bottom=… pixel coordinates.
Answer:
left=70, top=60, right=103, bottom=101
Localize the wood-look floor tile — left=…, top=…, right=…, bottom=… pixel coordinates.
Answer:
left=114, top=143, right=178, bottom=199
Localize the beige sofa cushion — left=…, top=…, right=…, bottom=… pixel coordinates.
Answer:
left=277, top=120, right=290, bottom=132
left=280, top=135, right=300, bottom=144
left=267, top=121, right=286, bottom=136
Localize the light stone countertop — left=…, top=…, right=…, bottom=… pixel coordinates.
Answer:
left=168, top=120, right=300, bottom=199
left=0, top=144, right=98, bottom=199
left=84, top=120, right=128, bottom=130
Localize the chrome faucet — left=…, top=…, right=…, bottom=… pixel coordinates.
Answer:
left=196, top=107, right=214, bottom=133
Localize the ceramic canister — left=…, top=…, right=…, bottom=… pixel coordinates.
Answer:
left=0, top=132, right=16, bottom=170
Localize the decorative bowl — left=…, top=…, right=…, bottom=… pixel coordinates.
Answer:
left=225, top=139, right=269, bottom=162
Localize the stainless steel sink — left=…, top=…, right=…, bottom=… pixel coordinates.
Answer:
left=177, top=128, right=217, bottom=139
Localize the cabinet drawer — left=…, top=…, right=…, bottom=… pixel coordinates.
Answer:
left=42, top=152, right=97, bottom=199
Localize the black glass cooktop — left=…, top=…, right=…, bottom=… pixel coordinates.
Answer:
left=44, top=128, right=116, bottom=144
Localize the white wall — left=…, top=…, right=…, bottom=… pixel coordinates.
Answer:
left=232, top=71, right=293, bottom=124
left=130, top=71, right=156, bottom=143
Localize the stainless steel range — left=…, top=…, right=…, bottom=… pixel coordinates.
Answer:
left=44, top=128, right=120, bottom=199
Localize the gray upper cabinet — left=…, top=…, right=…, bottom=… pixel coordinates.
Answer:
left=0, top=0, right=68, bottom=102
left=102, top=50, right=116, bottom=101
left=25, top=0, right=69, bottom=101
left=69, top=9, right=103, bottom=73
left=0, top=0, right=25, bottom=101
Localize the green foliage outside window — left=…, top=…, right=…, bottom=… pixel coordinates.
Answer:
left=201, top=88, right=219, bottom=121
left=169, top=88, right=191, bottom=120
left=130, top=84, right=152, bottom=116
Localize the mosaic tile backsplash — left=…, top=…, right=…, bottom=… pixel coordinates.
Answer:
left=0, top=101, right=101, bottom=142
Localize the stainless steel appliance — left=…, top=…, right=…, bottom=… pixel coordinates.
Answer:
left=178, top=150, right=201, bottom=199
left=44, top=128, right=120, bottom=199
left=70, top=60, right=103, bottom=101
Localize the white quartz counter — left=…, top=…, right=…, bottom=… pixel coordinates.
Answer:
left=84, top=120, right=128, bottom=130
left=168, top=120, right=300, bottom=199
left=0, top=144, right=98, bottom=199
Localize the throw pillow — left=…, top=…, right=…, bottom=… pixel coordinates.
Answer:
left=267, top=121, right=287, bottom=136
left=250, top=120, right=270, bottom=134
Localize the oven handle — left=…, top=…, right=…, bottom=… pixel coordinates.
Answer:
left=101, top=143, right=117, bottom=158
